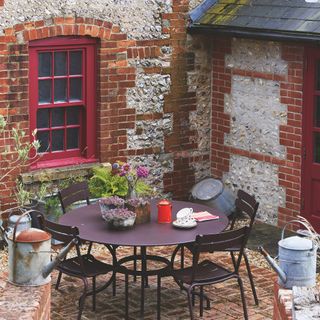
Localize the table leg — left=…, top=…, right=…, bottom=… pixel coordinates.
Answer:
left=140, top=246, right=147, bottom=316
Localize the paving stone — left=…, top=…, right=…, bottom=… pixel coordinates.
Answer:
left=50, top=246, right=276, bottom=319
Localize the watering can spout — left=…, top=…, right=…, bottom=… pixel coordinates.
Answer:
left=258, top=246, right=287, bottom=284
left=42, top=238, right=77, bottom=279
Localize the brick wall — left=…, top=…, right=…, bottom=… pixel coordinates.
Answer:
left=211, top=36, right=303, bottom=227
left=273, top=281, right=293, bottom=320
left=0, top=0, right=200, bottom=209
left=0, top=272, right=50, bottom=319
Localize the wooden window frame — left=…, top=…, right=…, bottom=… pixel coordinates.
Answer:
left=29, top=36, right=97, bottom=169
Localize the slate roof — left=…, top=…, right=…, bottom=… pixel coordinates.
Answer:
left=189, top=0, right=320, bottom=41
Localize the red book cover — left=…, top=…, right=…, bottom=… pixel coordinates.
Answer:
left=192, top=211, right=219, bottom=222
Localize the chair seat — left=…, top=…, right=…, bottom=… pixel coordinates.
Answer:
left=172, top=260, right=232, bottom=285
left=57, top=254, right=113, bottom=278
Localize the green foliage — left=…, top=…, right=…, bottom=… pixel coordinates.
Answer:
left=44, top=195, right=62, bottom=219
left=89, top=166, right=128, bottom=198
left=15, top=180, right=32, bottom=206
left=89, top=165, right=153, bottom=198
left=136, top=180, right=153, bottom=197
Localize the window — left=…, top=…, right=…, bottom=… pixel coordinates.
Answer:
left=29, top=37, right=97, bottom=168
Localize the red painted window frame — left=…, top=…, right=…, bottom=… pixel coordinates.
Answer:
left=29, top=37, right=97, bottom=169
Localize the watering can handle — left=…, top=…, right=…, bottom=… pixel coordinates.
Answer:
left=281, top=220, right=315, bottom=249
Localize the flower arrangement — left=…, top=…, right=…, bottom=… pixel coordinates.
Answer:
left=111, top=161, right=150, bottom=199
left=89, top=161, right=153, bottom=199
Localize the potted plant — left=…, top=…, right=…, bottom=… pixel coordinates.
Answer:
left=126, top=197, right=151, bottom=224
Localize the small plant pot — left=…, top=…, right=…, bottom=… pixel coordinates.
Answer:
left=126, top=203, right=150, bottom=224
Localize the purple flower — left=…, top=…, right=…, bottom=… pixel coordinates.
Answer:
left=136, top=166, right=149, bottom=178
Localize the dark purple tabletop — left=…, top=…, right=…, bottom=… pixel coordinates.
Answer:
left=59, top=199, right=229, bottom=247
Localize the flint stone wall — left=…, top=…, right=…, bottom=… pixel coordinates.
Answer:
left=223, top=38, right=288, bottom=224
left=187, top=34, right=212, bottom=181
left=224, top=155, right=285, bottom=225
left=224, top=75, right=287, bottom=158
left=0, top=0, right=172, bottom=39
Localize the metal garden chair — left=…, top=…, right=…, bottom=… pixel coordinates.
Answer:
left=157, top=226, right=250, bottom=320
left=38, top=216, right=115, bottom=320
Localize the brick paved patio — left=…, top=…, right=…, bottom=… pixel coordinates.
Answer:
left=50, top=245, right=276, bottom=319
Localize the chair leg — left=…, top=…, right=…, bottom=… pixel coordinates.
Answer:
left=244, top=251, right=259, bottom=305
left=55, top=271, right=63, bottom=290
left=87, top=241, right=93, bottom=254
left=157, top=275, right=161, bottom=320
left=92, top=276, right=96, bottom=311
left=125, top=273, right=129, bottom=320
left=192, top=287, right=195, bottom=306
left=187, top=286, right=195, bottom=320
left=199, top=286, right=204, bottom=317
left=78, top=277, right=89, bottom=320
left=230, top=251, right=236, bottom=269
left=237, top=277, right=248, bottom=320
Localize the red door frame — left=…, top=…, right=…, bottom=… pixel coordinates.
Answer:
left=301, top=46, right=320, bottom=231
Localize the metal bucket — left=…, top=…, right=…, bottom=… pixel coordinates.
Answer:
left=190, top=178, right=236, bottom=216
left=278, top=220, right=318, bottom=289
left=6, top=212, right=52, bottom=286
left=8, top=211, right=32, bottom=233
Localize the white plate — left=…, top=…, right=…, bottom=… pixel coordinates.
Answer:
left=172, top=220, right=197, bottom=229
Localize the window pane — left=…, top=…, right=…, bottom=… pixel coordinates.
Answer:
left=51, top=107, right=64, bottom=127
left=67, top=107, right=80, bottom=125
left=37, top=108, right=49, bottom=128
left=54, top=52, right=67, bottom=76
left=37, top=131, right=49, bottom=153
left=70, top=78, right=82, bottom=101
left=54, top=79, right=67, bottom=103
left=67, top=128, right=79, bottom=149
left=52, top=129, right=64, bottom=151
left=38, top=52, right=52, bottom=77
left=39, top=79, right=52, bottom=104
left=70, top=51, right=82, bottom=75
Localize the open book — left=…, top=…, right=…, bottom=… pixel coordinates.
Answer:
left=192, top=211, right=219, bottom=222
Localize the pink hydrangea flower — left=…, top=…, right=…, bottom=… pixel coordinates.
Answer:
left=136, top=166, right=149, bottom=178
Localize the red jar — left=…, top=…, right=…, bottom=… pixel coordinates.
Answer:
left=157, top=199, right=172, bottom=223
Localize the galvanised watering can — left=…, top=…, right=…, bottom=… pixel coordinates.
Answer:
left=259, top=220, right=318, bottom=289
left=1, top=211, right=76, bottom=286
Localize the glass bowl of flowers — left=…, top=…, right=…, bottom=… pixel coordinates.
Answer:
left=101, top=208, right=136, bottom=230
left=99, top=196, right=125, bottom=212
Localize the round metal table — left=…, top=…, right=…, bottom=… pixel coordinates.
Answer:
left=59, top=199, right=229, bottom=317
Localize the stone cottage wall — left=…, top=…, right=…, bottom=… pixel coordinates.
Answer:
left=0, top=0, right=211, bottom=208
left=211, top=37, right=303, bottom=226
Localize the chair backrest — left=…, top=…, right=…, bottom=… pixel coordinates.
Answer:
left=230, top=189, right=259, bottom=230
left=38, top=214, right=79, bottom=243
left=37, top=214, right=86, bottom=270
left=58, top=181, right=90, bottom=214
left=191, top=226, right=250, bottom=280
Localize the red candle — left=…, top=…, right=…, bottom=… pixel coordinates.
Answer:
left=157, top=199, right=172, bottom=223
